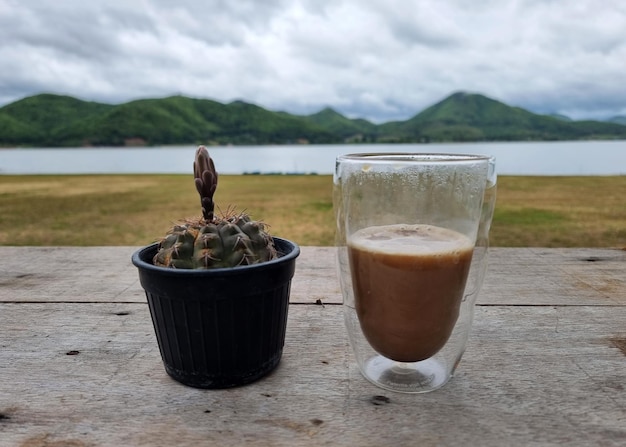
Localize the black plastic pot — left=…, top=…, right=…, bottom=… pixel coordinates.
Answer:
left=132, top=237, right=300, bottom=389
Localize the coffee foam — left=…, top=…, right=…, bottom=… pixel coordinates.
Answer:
left=348, top=224, right=473, bottom=256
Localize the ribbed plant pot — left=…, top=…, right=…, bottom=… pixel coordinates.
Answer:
left=132, top=237, right=300, bottom=389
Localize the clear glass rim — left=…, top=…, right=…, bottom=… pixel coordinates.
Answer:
left=336, top=152, right=493, bottom=163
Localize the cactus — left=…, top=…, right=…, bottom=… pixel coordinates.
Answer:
left=153, top=146, right=277, bottom=269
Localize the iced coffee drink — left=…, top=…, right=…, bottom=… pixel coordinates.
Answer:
left=348, top=224, right=474, bottom=362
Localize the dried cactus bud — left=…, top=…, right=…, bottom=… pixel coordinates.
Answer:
left=194, top=146, right=218, bottom=221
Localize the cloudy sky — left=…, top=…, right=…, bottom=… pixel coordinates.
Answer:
left=1, top=0, right=625, bottom=123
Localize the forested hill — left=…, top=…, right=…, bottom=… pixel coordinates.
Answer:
left=1, top=91, right=625, bottom=147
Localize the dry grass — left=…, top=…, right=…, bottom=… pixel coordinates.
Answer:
left=492, top=176, right=626, bottom=247
left=0, top=174, right=335, bottom=246
left=1, top=174, right=624, bottom=247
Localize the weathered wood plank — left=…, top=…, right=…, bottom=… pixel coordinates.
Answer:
left=484, top=247, right=626, bottom=306
left=0, top=247, right=624, bottom=306
left=0, top=246, right=144, bottom=303
left=0, top=302, right=624, bottom=446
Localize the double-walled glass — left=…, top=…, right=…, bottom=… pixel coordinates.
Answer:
left=334, top=153, right=496, bottom=393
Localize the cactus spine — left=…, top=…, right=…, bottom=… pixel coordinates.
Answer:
left=153, top=146, right=277, bottom=269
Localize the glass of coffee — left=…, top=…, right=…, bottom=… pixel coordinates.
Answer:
left=334, top=153, right=496, bottom=393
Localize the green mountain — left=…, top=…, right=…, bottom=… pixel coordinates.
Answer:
left=1, top=91, right=626, bottom=147
left=0, top=94, right=337, bottom=146
left=303, top=107, right=378, bottom=142
left=52, top=96, right=215, bottom=146
left=548, top=114, right=572, bottom=121
left=378, top=92, right=626, bottom=142
left=0, top=94, right=112, bottom=146
left=216, top=100, right=335, bottom=144
left=608, top=116, right=626, bottom=125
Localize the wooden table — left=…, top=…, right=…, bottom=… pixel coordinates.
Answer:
left=0, top=247, right=624, bottom=446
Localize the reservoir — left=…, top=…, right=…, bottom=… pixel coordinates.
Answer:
left=1, top=140, right=625, bottom=175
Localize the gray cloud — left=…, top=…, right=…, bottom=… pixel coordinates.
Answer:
left=0, top=0, right=624, bottom=122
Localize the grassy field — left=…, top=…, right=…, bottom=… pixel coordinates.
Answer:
left=1, top=174, right=624, bottom=247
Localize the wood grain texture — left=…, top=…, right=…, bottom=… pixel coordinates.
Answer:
left=0, top=247, right=624, bottom=305
left=0, top=247, right=624, bottom=446
left=0, top=303, right=624, bottom=447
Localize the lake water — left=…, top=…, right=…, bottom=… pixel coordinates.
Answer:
left=1, top=141, right=625, bottom=176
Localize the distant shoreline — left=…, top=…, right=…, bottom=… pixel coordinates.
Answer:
left=3, top=137, right=626, bottom=150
